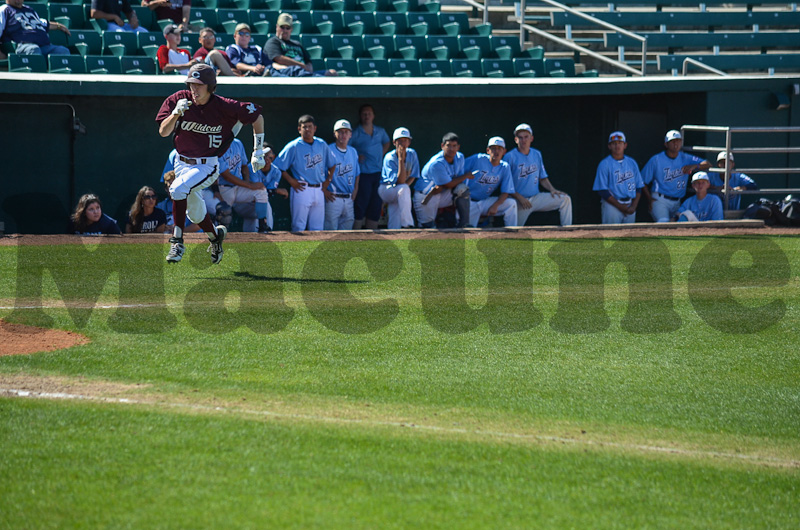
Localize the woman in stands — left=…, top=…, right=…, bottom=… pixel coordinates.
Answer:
left=126, top=186, right=168, bottom=233
left=71, top=194, right=121, bottom=235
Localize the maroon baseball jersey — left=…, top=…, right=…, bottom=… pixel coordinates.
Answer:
left=156, top=90, right=262, bottom=158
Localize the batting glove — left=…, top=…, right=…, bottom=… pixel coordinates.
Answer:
left=251, top=133, right=266, bottom=171
left=172, top=99, right=191, bottom=117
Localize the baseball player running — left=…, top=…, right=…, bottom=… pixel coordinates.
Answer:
left=217, top=138, right=271, bottom=232
left=378, top=127, right=419, bottom=229
left=641, top=129, right=710, bottom=222
left=464, top=137, right=518, bottom=228
left=414, top=132, right=472, bottom=228
left=156, top=63, right=264, bottom=264
left=274, top=115, right=335, bottom=232
left=325, top=119, right=361, bottom=230
left=592, top=131, right=644, bottom=224
left=504, top=123, right=572, bottom=226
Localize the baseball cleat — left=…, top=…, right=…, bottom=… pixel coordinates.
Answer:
left=166, top=238, right=185, bottom=263
left=207, top=225, right=227, bottom=264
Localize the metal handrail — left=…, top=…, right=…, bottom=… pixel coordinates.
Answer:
left=681, top=58, right=727, bottom=76
left=459, top=0, right=489, bottom=26
left=681, top=125, right=800, bottom=209
left=515, top=0, right=648, bottom=75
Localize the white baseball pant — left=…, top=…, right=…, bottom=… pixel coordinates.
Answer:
left=601, top=199, right=636, bottom=224
left=517, top=192, right=573, bottom=226
left=290, top=185, right=324, bottom=232
left=324, top=195, right=355, bottom=230
left=650, top=193, right=681, bottom=223
left=377, top=183, right=413, bottom=229
left=468, top=198, right=519, bottom=228
left=201, top=188, right=220, bottom=217
left=170, top=156, right=220, bottom=223
left=413, top=190, right=454, bottom=226
left=219, top=184, right=270, bottom=232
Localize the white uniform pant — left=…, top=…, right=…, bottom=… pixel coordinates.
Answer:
left=651, top=192, right=681, bottom=223
left=413, top=189, right=454, bottom=226
left=469, top=198, right=519, bottom=228
left=601, top=199, right=636, bottom=224
left=324, top=195, right=355, bottom=230
left=290, top=185, right=324, bottom=232
left=202, top=189, right=220, bottom=217
left=517, top=192, right=573, bottom=226
left=170, top=156, right=220, bottom=223
left=377, top=183, right=413, bottom=229
left=219, top=184, right=270, bottom=232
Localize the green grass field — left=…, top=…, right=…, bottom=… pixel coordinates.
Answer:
left=1, top=234, right=799, bottom=528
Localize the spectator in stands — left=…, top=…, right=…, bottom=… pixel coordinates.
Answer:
left=193, top=27, right=239, bottom=77
left=71, top=194, right=121, bottom=235
left=710, top=151, right=758, bottom=210
left=0, top=0, right=70, bottom=60
left=225, top=23, right=269, bottom=76
left=157, top=24, right=197, bottom=74
left=350, top=104, right=391, bottom=230
left=250, top=143, right=289, bottom=232
left=126, top=186, right=168, bottom=233
left=592, top=131, right=645, bottom=224
left=217, top=138, right=272, bottom=233
left=91, top=0, right=147, bottom=33
left=141, top=0, right=190, bottom=30
left=673, top=172, right=723, bottom=222
left=378, top=127, right=418, bottom=230
left=264, top=13, right=337, bottom=77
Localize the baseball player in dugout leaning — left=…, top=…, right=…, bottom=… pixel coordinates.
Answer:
left=156, top=63, right=265, bottom=265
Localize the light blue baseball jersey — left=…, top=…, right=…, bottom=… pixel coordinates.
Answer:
left=274, top=136, right=334, bottom=185
left=381, top=148, right=420, bottom=186
left=218, top=139, right=247, bottom=186
left=708, top=171, right=758, bottom=209
left=249, top=163, right=282, bottom=189
left=464, top=153, right=515, bottom=201
left=327, top=143, right=361, bottom=194
left=161, top=149, right=178, bottom=180
left=641, top=151, right=706, bottom=198
left=416, top=151, right=465, bottom=193
left=350, top=124, right=390, bottom=174
left=503, top=147, right=548, bottom=197
left=677, top=194, right=723, bottom=221
left=593, top=155, right=644, bottom=200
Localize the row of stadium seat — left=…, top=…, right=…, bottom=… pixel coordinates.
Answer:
left=32, top=3, right=484, bottom=36
left=6, top=52, right=586, bottom=77
left=39, top=0, right=442, bottom=12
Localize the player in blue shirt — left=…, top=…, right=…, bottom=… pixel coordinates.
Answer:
left=414, top=132, right=472, bottom=228
left=464, top=137, right=518, bottom=228
left=217, top=138, right=271, bottom=232
left=275, top=114, right=336, bottom=232
left=378, top=127, right=419, bottom=229
left=675, top=172, right=724, bottom=222
left=641, top=129, right=710, bottom=222
left=249, top=143, right=289, bottom=231
left=504, top=123, right=572, bottom=226
left=710, top=151, right=759, bottom=210
left=350, top=104, right=391, bottom=229
left=325, top=119, right=361, bottom=230
left=592, top=131, right=645, bottom=224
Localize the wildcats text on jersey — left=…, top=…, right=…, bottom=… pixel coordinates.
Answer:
left=179, top=122, right=224, bottom=134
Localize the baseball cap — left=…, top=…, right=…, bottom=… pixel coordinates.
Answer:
left=514, top=123, right=533, bottom=135
left=664, top=130, right=682, bottom=142
left=393, top=127, right=411, bottom=142
left=691, top=171, right=710, bottom=182
left=277, top=13, right=293, bottom=27
left=334, top=119, right=351, bottom=132
left=186, top=63, right=216, bottom=86
left=163, top=24, right=179, bottom=36
left=487, top=136, right=506, bottom=148
left=717, top=151, right=733, bottom=162
left=234, top=22, right=251, bottom=34
left=608, top=131, right=626, bottom=143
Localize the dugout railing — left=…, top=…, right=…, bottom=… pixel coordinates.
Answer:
left=681, top=125, right=800, bottom=211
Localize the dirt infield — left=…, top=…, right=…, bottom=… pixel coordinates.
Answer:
left=0, top=320, right=90, bottom=356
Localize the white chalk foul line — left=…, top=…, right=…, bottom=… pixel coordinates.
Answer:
left=1, top=387, right=798, bottom=468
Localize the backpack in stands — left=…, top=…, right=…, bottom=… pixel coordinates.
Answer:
left=743, top=196, right=800, bottom=226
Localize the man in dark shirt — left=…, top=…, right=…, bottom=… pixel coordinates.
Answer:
left=91, top=0, right=146, bottom=32
left=141, top=0, right=190, bottom=29
left=264, top=13, right=336, bottom=77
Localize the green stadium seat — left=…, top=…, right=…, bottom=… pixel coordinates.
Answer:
left=28, top=2, right=49, bottom=19
left=425, top=34, right=457, bottom=59
left=121, top=56, right=157, bottom=74
left=188, top=7, right=219, bottom=30
left=49, top=3, right=87, bottom=30
left=389, top=58, right=419, bottom=76
left=332, top=34, right=364, bottom=59
left=249, top=10, right=278, bottom=33
left=471, top=22, right=491, bottom=36
left=419, top=58, right=450, bottom=76
left=301, top=34, right=334, bottom=59
left=85, top=54, right=122, bottom=74
left=439, top=12, right=467, bottom=36
left=450, top=58, right=479, bottom=77
left=282, top=11, right=313, bottom=34
left=69, top=29, right=103, bottom=57
left=325, top=57, right=357, bottom=75
left=48, top=29, right=69, bottom=48
left=261, top=0, right=293, bottom=9
left=103, top=32, right=138, bottom=57
left=311, top=11, right=345, bottom=35
left=130, top=6, right=155, bottom=31
left=375, top=12, right=407, bottom=35
left=8, top=53, right=47, bottom=73
left=89, top=18, right=108, bottom=33
left=523, top=45, right=544, bottom=59
left=490, top=35, right=521, bottom=60
left=578, top=69, right=599, bottom=77
left=356, top=57, right=390, bottom=76
left=343, top=11, right=375, bottom=35
left=179, top=33, right=202, bottom=54
left=481, top=58, right=512, bottom=77
left=393, top=34, right=424, bottom=59
left=406, top=12, right=439, bottom=35
left=356, top=0, right=389, bottom=11
left=0, top=40, right=14, bottom=69
left=326, top=0, right=356, bottom=9
left=363, top=34, right=393, bottom=59
left=545, top=57, right=575, bottom=77
left=213, top=33, right=236, bottom=48
left=49, top=54, right=87, bottom=73
left=420, top=0, right=440, bottom=12
left=457, top=35, right=490, bottom=60
left=217, top=8, right=250, bottom=33
left=137, top=31, right=162, bottom=57
left=513, top=57, right=544, bottom=77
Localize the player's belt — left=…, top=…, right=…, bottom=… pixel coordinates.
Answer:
left=618, top=198, right=633, bottom=204
left=470, top=197, right=483, bottom=202
left=333, top=193, right=350, bottom=198
left=304, top=183, right=321, bottom=188
left=179, top=155, right=212, bottom=165
left=655, top=192, right=681, bottom=201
